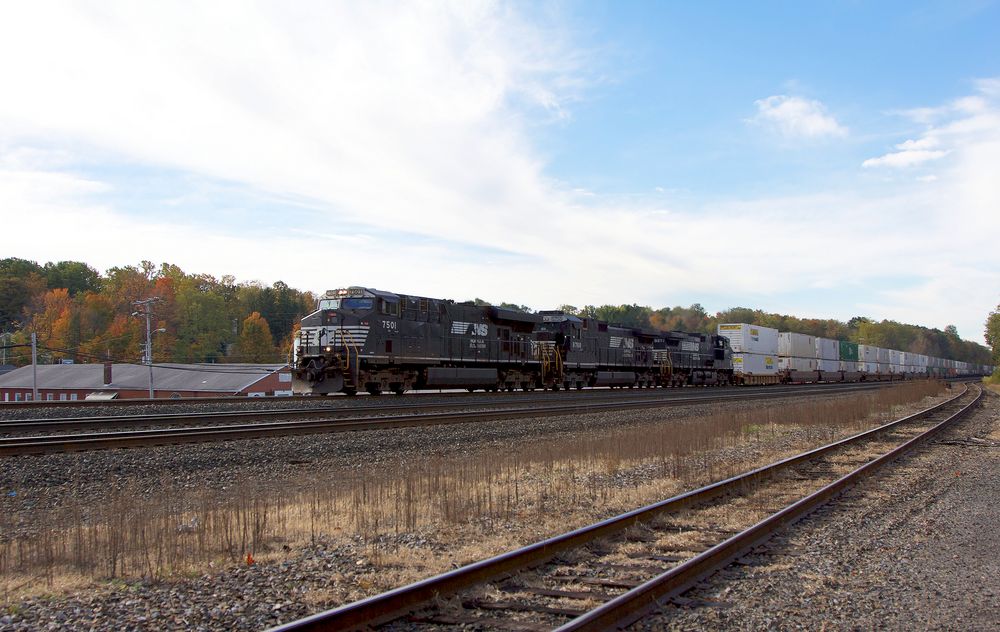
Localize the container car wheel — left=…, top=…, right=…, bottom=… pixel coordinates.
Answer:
left=367, top=385, right=382, bottom=396
left=343, top=387, right=357, bottom=396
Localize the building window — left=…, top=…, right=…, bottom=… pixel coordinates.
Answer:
left=60, top=393, right=67, bottom=401
left=279, top=372, right=291, bottom=383
left=46, top=393, right=53, bottom=401
left=2, top=393, right=7, bottom=402
left=70, top=393, right=78, bottom=401
left=25, top=393, right=32, bottom=401
left=14, top=393, right=21, bottom=401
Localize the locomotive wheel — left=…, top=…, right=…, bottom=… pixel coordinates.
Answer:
left=343, top=387, right=358, bottom=396
left=366, top=385, right=382, bottom=396
left=392, top=384, right=405, bottom=395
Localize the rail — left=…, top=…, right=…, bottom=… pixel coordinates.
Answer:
left=265, top=383, right=978, bottom=631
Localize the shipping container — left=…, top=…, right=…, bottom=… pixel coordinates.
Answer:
left=839, top=360, right=859, bottom=372
left=778, top=357, right=818, bottom=371
left=858, top=361, right=879, bottom=373
left=839, top=340, right=859, bottom=362
left=815, top=338, right=839, bottom=361
left=717, top=324, right=779, bottom=355
left=817, top=359, right=840, bottom=372
left=876, top=347, right=890, bottom=363
left=731, top=353, right=778, bottom=375
left=778, top=332, right=816, bottom=358
left=888, top=349, right=901, bottom=366
left=858, top=345, right=879, bottom=363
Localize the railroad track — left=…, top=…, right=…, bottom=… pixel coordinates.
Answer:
left=0, top=381, right=894, bottom=435
left=265, top=382, right=982, bottom=631
left=1, top=381, right=899, bottom=456
left=2, top=377, right=957, bottom=411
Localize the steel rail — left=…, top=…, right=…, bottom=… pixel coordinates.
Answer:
left=264, top=383, right=974, bottom=632
left=555, top=383, right=984, bottom=631
left=1, top=376, right=956, bottom=410
left=0, top=382, right=897, bottom=456
left=0, top=381, right=894, bottom=435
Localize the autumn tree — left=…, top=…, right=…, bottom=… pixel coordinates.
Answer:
left=237, top=312, right=276, bottom=362
left=986, top=305, right=1000, bottom=365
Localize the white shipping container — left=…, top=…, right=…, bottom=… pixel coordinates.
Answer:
left=817, top=359, right=840, bottom=372
left=859, top=362, right=878, bottom=373
left=717, top=324, right=779, bottom=355
left=877, top=362, right=890, bottom=374
left=858, top=345, right=878, bottom=362
left=778, top=357, right=817, bottom=371
left=840, top=360, right=860, bottom=372
left=778, top=332, right=817, bottom=358
left=888, top=349, right=901, bottom=365
left=731, top=353, right=778, bottom=375
left=815, top=337, right=839, bottom=360
left=876, top=347, right=890, bottom=363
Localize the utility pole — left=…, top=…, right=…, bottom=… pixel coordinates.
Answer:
left=133, top=298, right=161, bottom=399
left=31, top=332, right=38, bottom=401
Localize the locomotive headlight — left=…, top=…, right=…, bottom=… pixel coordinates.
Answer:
left=324, top=346, right=332, bottom=352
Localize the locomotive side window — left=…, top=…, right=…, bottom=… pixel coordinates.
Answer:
left=419, top=298, right=429, bottom=312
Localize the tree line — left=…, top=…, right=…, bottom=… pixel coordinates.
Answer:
left=1, top=257, right=992, bottom=367
left=1, top=258, right=314, bottom=366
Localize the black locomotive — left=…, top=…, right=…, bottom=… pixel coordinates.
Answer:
left=292, top=286, right=733, bottom=395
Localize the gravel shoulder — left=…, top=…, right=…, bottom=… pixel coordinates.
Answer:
left=639, top=387, right=1000, bottom=631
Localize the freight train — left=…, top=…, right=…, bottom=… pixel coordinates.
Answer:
left=291, top=287, right=993, bottom=395
left=292, top=287, right=733, bottom=395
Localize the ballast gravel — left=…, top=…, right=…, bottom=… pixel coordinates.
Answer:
left=635, top=388, right=1000, bottom=631
left=1, top=385, right=991, bottom=631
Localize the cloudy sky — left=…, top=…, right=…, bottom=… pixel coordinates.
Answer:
left=1, top=1, right=998, bottom=343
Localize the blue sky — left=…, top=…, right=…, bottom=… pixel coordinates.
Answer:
left=1, top=1, right=998, bottom=344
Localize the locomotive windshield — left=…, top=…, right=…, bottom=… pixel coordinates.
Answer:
left=340, top=298, right=374, bottom=310
left=317, top=297, right=374, bottom=311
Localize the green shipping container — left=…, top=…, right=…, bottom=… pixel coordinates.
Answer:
left=839, top=340, right=859, bottom=362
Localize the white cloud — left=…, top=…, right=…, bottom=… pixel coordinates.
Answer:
left=862, top=148, right=948, bottom=168
left=0, top=6, right=996, bottom=345
left=749, top=95, right=847, bottom=138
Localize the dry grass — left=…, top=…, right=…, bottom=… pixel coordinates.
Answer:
left=0, top=381, right=944, bottom=603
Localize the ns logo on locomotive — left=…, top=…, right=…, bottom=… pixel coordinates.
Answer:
left=292, top=287, right=734, bottom=395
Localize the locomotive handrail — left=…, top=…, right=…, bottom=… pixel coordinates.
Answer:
left=341, top=329, right=360, bottom=387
